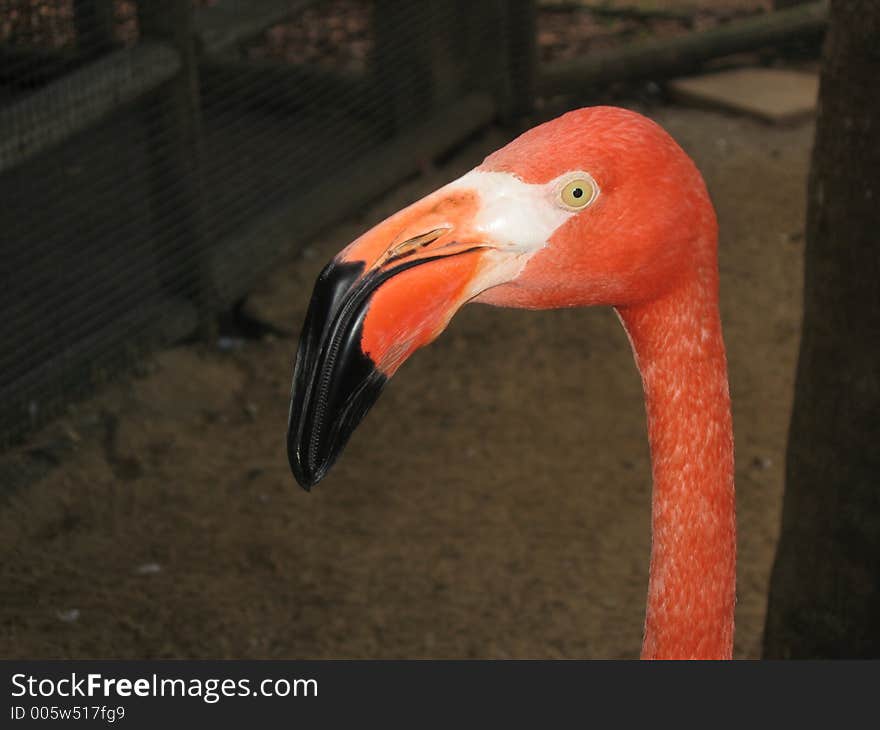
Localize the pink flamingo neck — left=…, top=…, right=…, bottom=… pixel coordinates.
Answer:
left=617, top=269, right=736, bottom=660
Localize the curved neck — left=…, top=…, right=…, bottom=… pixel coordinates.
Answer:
left=617, top=273, right=736, bottom=660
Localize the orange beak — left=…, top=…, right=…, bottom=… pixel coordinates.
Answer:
left=287, top=186, right=505, bottom=489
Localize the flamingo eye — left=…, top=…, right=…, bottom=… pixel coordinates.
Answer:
left=559, top=177, right=598, bottom=210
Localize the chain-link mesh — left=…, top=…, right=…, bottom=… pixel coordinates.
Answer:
left=0, top=0, right=537, bottom=447
left=1, top=1, right=790, bottom=449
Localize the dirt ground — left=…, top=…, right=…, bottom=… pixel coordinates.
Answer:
left=0, top=102, right=811, bottom=659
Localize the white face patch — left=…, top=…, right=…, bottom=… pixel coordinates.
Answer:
left=443, top=170, right=585, bottom=254
left=439, top=169, right=599, bottom=300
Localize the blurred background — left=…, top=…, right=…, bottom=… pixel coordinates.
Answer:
left=1, top=0, right=876, bottom=659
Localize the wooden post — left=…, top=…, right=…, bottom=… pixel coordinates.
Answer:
left=73, top=0, right=116, bottom=59
left=458, top=1, right=516, bottom=122
left=372, top=1, right=435, bottom=136
left=427, top=0, right=464, bottom=109
left=374, top=2, right=521, bottom=132
left=138, top=0, right=216, bottom=342
left=505, top=0, right=537, bottom=120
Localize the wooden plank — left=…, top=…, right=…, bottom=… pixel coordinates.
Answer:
left=0, top=46, right=81, bottom=88
left=196, top=0, right=321, bottom=55
left=669, top=68, right=818, bottom=124
left=538, top=1, right=694, bottom=22
left=210, top=93, right=497, bottom=305
left=538, top=1, right=827, bottom=96
left=140, top=0, right=216, bottom=341
left=0, top=42, right=180, bottom=174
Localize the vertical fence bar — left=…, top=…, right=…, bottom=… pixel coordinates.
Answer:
left=372, top=1, right=435, bottom=136
left=427, top=0, right=464, bottom=109
left=138, top=0, right=216, bottom=342
left=73, top=0, right=117, bottom=58
left=460, top=0, right=512, bottom=121
left=506, top=0, right=537, bottom=120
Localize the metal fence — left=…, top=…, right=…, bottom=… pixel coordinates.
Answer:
left=0, top=0, right=536, bottom=446
left=0, top=0, right=825, bottom=449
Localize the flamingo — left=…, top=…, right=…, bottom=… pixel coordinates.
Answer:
left=286, top=107, right=736, bottom=660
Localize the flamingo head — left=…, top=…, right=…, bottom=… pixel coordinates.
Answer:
left=288, top=106, right=716, bottom=489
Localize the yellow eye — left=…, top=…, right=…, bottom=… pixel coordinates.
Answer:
left=559, top=177, right=597, bottom=209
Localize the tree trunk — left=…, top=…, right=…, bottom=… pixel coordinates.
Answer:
left=763, top=0, right=880, bottom=658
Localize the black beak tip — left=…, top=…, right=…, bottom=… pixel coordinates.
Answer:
left=286, top=257, right=399, bottom=493
left=295, top=470, right=314, bottom=492
left=288, top=444, right=323, bottom=492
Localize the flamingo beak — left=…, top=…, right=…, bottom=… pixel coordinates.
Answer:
left=287, top=185, right=508, bottom=490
